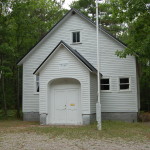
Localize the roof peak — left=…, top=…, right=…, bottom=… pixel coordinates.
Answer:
left=33, top=40, right=97, bottom=74
left=17, top=8, right=126, bottom=65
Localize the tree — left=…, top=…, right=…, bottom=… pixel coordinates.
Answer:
left=0, top=0, right=14, bottom=116
left=0, top=0, right=65, bottom=118
left=70, top=0, right=124, bottom=36
left=110, top=0, right=150, bottom=111
left=111, top=0, right=150, bottom=76
left=70, top=0, right=150, bottom=111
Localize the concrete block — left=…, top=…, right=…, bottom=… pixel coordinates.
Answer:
left=40, top=113, right=47, bottom=125
left=82, top=114, right=96, bottom=125
left=102, top=112, right=137, bottom=122
left=23, top=112, right=39, bottom=121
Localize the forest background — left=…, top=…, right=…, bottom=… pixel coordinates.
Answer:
left=0, top=0, right=150, bottom=118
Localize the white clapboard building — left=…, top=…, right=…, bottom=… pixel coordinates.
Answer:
left=17, top=9, right=140, bottom=125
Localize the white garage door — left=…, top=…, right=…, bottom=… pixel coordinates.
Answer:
left=50, top=79, right=81, bottom=125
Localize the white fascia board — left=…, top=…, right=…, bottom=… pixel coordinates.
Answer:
left=34, top=43, right=93, bottom=75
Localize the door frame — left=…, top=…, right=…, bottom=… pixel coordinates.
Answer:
left=47, top=78, right=82, bottom=125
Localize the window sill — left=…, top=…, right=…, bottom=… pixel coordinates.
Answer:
left=70, top=42, right=82, bottom=45
left=34, top=92, right=39, bottom=95
left=118, top=90, right=131, bottom=92
left=101, top=90, right=112, bottom=93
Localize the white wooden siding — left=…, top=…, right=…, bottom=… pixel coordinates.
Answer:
left=23, top=63, right=39, bottom=112
left=39, top=46, right=90, bottom=115
left=22, top=13, right=138, bottom=113
left=99, top=32, right=137, bottom=112
left=90, top=73, right=97, bottom=114
left=101, top=76, right=137, bottom=112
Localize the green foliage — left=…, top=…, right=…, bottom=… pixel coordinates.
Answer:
left=0, top=110, right=21, bottom=120
left=0, top=0, right=149, bottom=113
left=70, top=0, right=123, bottom=36
left=71, top=0, right=150, bottom=111
left=140, top=75, right=150, bottom=111
left=70, top=0, right=96, bottom=20
left=112, top=0, right=150, bottom=76
left=112, top=0, right=150, bottom=110
left=0, top=0, right=65, bottom=115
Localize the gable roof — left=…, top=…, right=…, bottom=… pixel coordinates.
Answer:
left=72, top=8, right=127, bottom=47
left=17, top=8, right=127, bottom=65
left=33, top=40, right=97, bottom=74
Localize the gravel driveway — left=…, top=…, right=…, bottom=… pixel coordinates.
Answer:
left=0, top=132, right=149, bottom=150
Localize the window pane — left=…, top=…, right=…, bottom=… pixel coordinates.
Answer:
left=101, top=79, right=109, bottom=84
left=120, top=84, right=129, bottom=90
left=36, top=75, right=39, bottom=81
left=36, top=75, right=39, bottom=92
left=77, top=32, right=80, bottom=42
left=101, top=85, right=109, bottom=90
left=72, top=32, right=80, bottom=43
left=73, top=32, right=76, bottom=42
left=36, top=82, right=39, bottom=92
left=120, top=78, right=129, bottom=83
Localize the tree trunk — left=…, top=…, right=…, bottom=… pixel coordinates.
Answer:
left=2, top=73, right=7, bottom=116
left=0, top=55, right=7, bottom=116
left=16, top=67, right=20, bottom=118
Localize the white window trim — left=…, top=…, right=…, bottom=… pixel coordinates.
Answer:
left=101, top=77, right=111, bottom=92
left=118, top=77, right=131, bottom=92
left=34, top=75, right=39, bottom=95
left=70, top=30, right=82, bottom=44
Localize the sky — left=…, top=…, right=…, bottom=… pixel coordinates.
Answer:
left=62, top=0, right=78, bottom=9
left=61, top=0, right=106, bottom=9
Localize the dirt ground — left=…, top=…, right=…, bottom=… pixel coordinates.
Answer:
left=0, top=132, right=149, bottom=150
left=0, top=120, right=150, bottom=150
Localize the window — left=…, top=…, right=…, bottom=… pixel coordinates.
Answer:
left=35, top=75, right=39, bottom=92
left=119, top=77, right=130, bottom=90
left=72, top=32, right=80, bottom=43
left=101, top=78, right=110, bottom=91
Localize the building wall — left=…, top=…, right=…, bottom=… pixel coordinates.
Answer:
left=23, top=63, right=39, bottom=112
left=22, top=12, right=138, bottom=115
left=39, top=46, right=90, bottom=124
left=90, top=73, right=97, bottom=114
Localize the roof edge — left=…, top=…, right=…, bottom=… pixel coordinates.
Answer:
left=33, top=40, right=97, bottom=75
left=17, top=9, right=74, bottom=66
left=72, top=8, right=127, bottom=47
left=17, top=8, right=127, bottom=65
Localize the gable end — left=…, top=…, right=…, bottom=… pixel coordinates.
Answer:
left=33, top=41, right=97, bottom=75
left=17, top=8, right=127, bottom=65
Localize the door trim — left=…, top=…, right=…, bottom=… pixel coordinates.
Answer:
left=48, top=79, right=82, bottom=125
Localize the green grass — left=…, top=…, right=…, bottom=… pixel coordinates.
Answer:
left=28, top=121, right=150, bottom=141
left=0, top=120, right=149, bottom=142
left=0, top=119, right=38, bottom=128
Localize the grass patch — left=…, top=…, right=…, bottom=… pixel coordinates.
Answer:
left=28, top=121, right=150, bottom=141
left=0, top=119, right=38, bottom=128
left=0, top=120, right=149, bottom=142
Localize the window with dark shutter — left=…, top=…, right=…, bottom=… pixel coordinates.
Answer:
left=72, top=32, right=80, bottom=43
left=119, top=78, right=130, bottom=90
left=101, top=78, right=110, bottom=90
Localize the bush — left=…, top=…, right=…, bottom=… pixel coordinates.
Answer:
left=138, top=112, right=150, bottom=122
